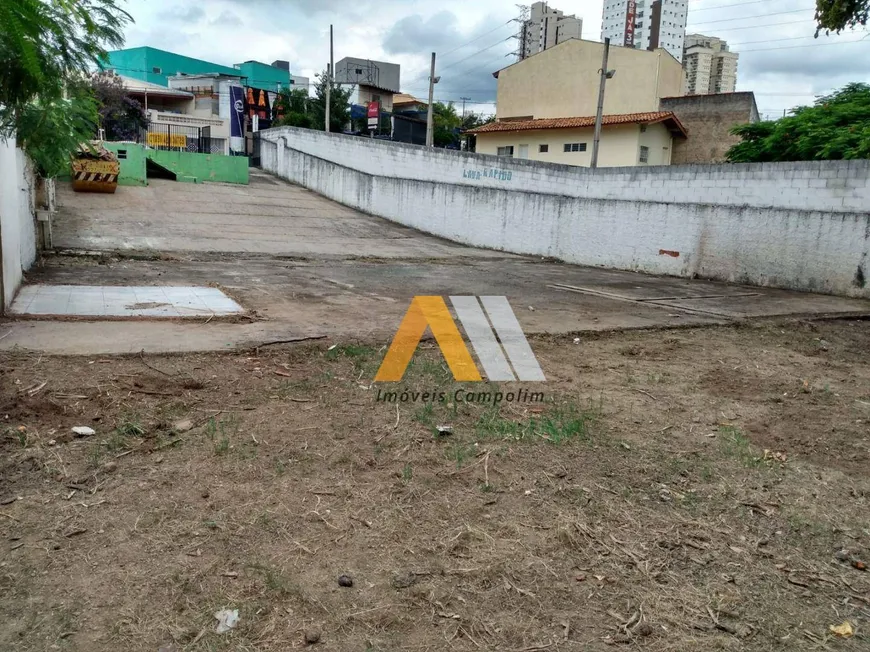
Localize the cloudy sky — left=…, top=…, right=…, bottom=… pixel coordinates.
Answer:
left=120, top=0, right=869, bottom=119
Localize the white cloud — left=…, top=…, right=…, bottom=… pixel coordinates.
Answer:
left=119, top=0, right=870, bottom=117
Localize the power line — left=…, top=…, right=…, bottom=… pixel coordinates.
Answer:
left=440, top=20, right=515, bottom=59
left=403, top=13, right=520, bottom=88
left=728, top=33, right=858, bottom=46
left=439, top=36, right=515, bottom=73
left=686, top=18, right=812, bottom=32
left=690, top=7, right=814, bottom=27
left=689, top=0, right=795, bottom=12
left=739, top=38, right=869, bottom=52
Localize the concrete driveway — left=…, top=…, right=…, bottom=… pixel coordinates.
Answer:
left=3, top=172, right=869, bottom=355
left=52, top=173, right=496, bottom=259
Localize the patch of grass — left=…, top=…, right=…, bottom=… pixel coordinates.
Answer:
left=699, top=462, right=715, bottom=481
left=326, top=344, right=379, bottom=377
left=475, top=403, right=597, bottom=445
left=413, top=402, right=435, bottom=427
left=206, top=415, right=238, bottom=456
left=116, top=416, right=145, bottom=437
left=247, top=562, right=299, bottom=597
left=8, top=426, right=28, bottom=448
left=401, top=463, right=413, bottom=483
left=87, top=444, right=104, bottom=469
left=214, top=436, right=230, bottom=456
left=104, top=416, right=147, bottom=453
left=326, top=344, right=377, bottom=360
left=719, top=426, right=762, bottom=468
left=446, top=441, right=476, bottom=468
left=404, top=356, right=452, bottom=385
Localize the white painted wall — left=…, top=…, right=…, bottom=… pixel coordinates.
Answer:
left=0, top=136, right=37, bottom=311
left=262, top=127, right=870, bottom=213
left=259, top=127, right=870, bottom=298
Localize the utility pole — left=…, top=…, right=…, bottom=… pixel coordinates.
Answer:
left=425, top=52, right=437, bottom=147
left=325, top=24, right=333, bottom=132
left=591, top=37, right=610, bottom=169
left=460, top=97, right=471, bottom=118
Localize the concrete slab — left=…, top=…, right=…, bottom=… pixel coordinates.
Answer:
left=5, top=171, right=866, bottom=355
left=52, top=173, right=511, bottom=260
left=10, top=285, right=242, bottom=318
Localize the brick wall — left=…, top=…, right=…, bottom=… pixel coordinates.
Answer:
left=259, top=128, right=870, bottom=298
left=661, top=93, right=759, bottom=164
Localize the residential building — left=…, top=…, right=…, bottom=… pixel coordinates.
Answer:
left=168, top=73, right=247, bottom=154
left=494, top=39, right=684, bottom=120
left=467, top=112, right=687, bottom=167
left=682, top=34, right=738, bottom=95
left=660, top=92, right=757, bottom=163
left=391, top=94, right=428, bottom=145
left=601, top=0, right=688, bottom=62
left=103, top=46, right=241, bottom=86
left=334, top=57, right=401, bottom=113
left=520, top=2, right=583, bottom=60
left=392, top=93, right=428, bottom=114
left=117, top=75, right=229, bottom=155
left=118, top=75, right=194, bottom=115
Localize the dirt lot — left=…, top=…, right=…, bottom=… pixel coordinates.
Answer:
left=1, top=319, right=869, bottom=651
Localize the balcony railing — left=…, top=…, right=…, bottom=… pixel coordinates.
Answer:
left=148, top=111, right=224, bottom=128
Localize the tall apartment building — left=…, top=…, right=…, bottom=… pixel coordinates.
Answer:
left=520, top=2, right=583, bottom=60
left=601, top=0, right=688, bottom=62
left=682, top=34, right=738, bottom=94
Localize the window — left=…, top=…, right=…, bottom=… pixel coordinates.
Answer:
left=563, top=143, right=587, bottom=153
left=639, top=145, right=650, bottom=163
left=152, top=66, right=162, bottom=74
left=639, top=124, right=647, bottom=133
left=539, top=144, right=549, bottom=153
left=497, top=146, right=515, bottom=157
left=116, top=149, right=127, bottom=159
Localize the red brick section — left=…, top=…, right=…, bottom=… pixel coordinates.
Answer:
left=467, top=112, right=688, bottom=137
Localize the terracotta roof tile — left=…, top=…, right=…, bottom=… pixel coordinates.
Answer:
left=468, top=112, right=687, bottom=137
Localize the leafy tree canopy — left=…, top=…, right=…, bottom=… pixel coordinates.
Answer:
left=312, top=70, right=353, bottom=133
left=433, top=101, right=462, bottom=147
left=815, top=0, right=869, bottom=34
left=726, top=83, right=870, bottom=163
left=91, top=71, right=148, bottom=141
left=0, top=0, right=131, bottom=174
left=274, top=75, right=352, bottom=132
left=273, top=87, right=316, bottom=130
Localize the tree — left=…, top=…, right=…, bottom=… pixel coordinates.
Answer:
left=726, top=83, right=870, bottom=163
left=461, top=111, right=494, bottom=132
left=460, top=111, right=495, bottom=152
left=91, top=71, right=148, bottom=141
left=432, top=102, right=461, bottom=147
left=815, top=0, right=869, bottom=34
left=16, top=83, right=98, bottom=177
left=0, top=0, right=131, bottom=174
left=310, top=70, right=353, bottom=133
left=273, top=87, right=316, bottom=129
